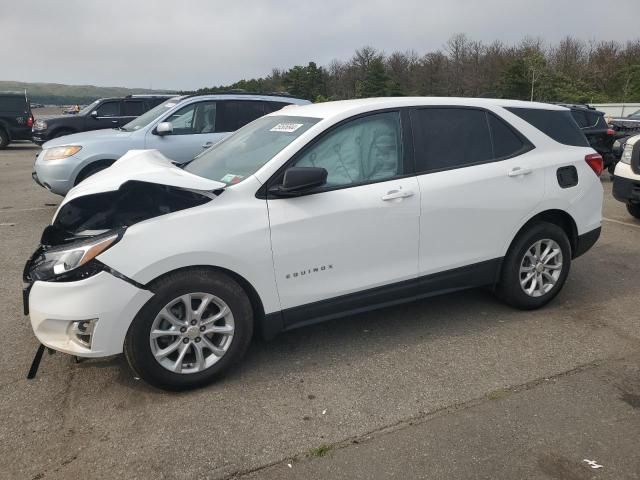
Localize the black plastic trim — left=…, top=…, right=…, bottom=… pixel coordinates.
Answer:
left=275, top=258, right=502, bottom=332
left=612, top=175, right=640, bottom=203
left=573, top=227, right=601, bottom=258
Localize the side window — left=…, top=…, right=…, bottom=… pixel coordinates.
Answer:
left=293, top=111, right=402, bottom=187
left=96, top=101, right=120, bottom=117
left=217, top=101, right=266, bottom=132
left=506, top=108, right=589, bottom=147
left=162, top=101, right=217, bottom=135
left=487, top=113, right=529, bottom=159
left=412, top=108, right=493, bottom=173
left=586, top=112, right=602, bottom=128
left=122, top=100, right=144, bottom=116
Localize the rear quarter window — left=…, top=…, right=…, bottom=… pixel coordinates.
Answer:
left=506, top=107, right=589, bottom=147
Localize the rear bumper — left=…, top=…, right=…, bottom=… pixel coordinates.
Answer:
left=612, top=175, right=640, bottom=204
left=573, top=227, right=601, bottom=258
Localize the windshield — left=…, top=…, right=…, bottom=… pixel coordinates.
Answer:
left=78, top=100, right=100, bottom=116
left=121, top=96, right=182, bottom=131
left=628, top=109, right=640, bottom=119
left=185, top=115, right=320, bottom=185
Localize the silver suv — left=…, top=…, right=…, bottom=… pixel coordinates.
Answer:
left=32, top=93, right=310, bottom=195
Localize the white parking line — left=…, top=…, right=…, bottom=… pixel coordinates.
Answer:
left=603, top=217, right=640, bottom=229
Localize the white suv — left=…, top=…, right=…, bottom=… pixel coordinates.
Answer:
left=612, top=134, right=640, bottom=218
left=24, top=98, right=603, bottom=390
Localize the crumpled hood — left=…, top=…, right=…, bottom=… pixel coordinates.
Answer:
left=61, top=149, right=225, bottom=208
left=43, top=128, right=134, bottom=148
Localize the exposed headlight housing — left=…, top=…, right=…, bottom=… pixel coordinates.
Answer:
left=621, top=144, right=632, bottom=164
left=26, top=231, right=120, bottom=282
left=33, top=119, right=47, bottom=130
left=43, top=145, right=82, bottom=161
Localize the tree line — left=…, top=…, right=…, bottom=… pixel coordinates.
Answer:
left=187, top=35, right=640, bottom=104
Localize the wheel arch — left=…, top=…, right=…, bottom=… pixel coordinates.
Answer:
left=74, top=158, right=117, bottom=185
left=509, top=209, right=578, bottom=258
left=144, top=264, right=276, bottom=341
left=50, top=126, right=77, bottom=138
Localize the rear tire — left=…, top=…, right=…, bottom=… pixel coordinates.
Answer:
left=124, top=269, right=253, bottom=391
left=627, top=203, right=640, bottom=219
left=496, top=222, right=571, bottom=310
left=0, top=129, right=9, bottom=149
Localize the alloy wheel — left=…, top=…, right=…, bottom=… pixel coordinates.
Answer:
left=519, top=238, right=563, bottom=298
left=149, top=293, right=235, bottom=374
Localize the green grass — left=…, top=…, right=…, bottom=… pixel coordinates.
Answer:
left=309, top=444, right=332, bottom=457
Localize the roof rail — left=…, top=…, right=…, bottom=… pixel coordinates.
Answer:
left=184, top=90, right=303, bottom=100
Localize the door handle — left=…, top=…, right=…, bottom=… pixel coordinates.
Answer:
left=381, top=189, right=415, bottom=201
left=508, top=167, right=532, bottom=177
left=202, top=142, right=213, bottom=148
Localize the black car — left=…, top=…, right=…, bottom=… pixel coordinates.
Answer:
left=31, top=94, right=175, bottom=145
left=556, top=104, right=617, bottom=171
left=0, top=92, right=34, bottom=149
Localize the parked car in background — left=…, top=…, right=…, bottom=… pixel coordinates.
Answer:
left=32, top=93, right=310, bottom=195
left=32, top=95, right=175, bottom=145
left=612, top=134, right=640, bottom=219
left=30, top=103, right=44, bottom=109
left=555, top=104, right=617, bottom=174
left=24, top=98, right=603, bottom=390
left=0, top=91, right=34, bottom=149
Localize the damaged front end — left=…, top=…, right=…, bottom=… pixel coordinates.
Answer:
left=24, top=180, right=216, bottom=288
left=23, top=150, right=226, bottom=377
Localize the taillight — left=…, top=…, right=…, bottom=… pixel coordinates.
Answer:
left=606, top=128, right=615, bottom=136
left=27, top=116, right=33, bottom=128
left=585, top=153, right=603, bottom=176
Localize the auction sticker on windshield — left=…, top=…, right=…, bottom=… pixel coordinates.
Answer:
left=270, top=123, right=304, bottom=133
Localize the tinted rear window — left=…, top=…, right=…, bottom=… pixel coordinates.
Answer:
left=0, top=96, right=28, bottom=112
left=412, top=108, right=493, bottom=172
left=217, top=101, right=266, bottom=132
left=506, top=107, right=589, bottom=147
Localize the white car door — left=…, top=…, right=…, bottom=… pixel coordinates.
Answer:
left=144, top=100, right=226, bottom=163
left=267, top=111, right=420, bottom=324
left=411, top=107, right=545, bottom=277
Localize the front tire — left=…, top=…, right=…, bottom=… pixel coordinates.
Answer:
left=496, top=222, right=571, bottom=310
left=124, top=269, right=253, bottom=391
left=627, top=203, right=640, bottom=219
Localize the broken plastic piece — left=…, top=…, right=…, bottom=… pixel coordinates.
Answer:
left=27, top=344, right=46, bottom=379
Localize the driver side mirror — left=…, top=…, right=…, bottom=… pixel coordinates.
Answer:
left=90, top=110, right=98, bottom=118
left=270, top=167, right=328, bottom=197
left=156, top=122, right=173, bottom=136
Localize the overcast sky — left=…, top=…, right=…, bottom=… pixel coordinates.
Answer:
left=2, top=0, right=639, bottom=90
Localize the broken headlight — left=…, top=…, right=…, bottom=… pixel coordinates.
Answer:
left=28, top=231, right=120, bottom=282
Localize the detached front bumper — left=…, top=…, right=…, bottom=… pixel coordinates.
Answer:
left=27, top=271, right=153, bottom=357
